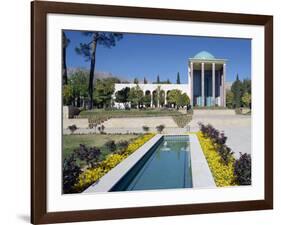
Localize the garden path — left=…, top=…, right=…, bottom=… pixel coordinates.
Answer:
left=189, top=112, right=251, bottom=158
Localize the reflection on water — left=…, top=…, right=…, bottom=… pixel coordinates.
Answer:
left=124, top=136, right=192, bottom=191
left=160, top=141, right=170, bottom=151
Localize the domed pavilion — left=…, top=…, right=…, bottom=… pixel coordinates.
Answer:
left=188, top=51, right=227, bottom=107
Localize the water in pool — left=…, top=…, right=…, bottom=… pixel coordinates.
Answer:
left=111, top=135, right=192, bottom=191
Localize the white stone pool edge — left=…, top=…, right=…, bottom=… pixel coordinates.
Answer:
left=83, top=134, right=163, bottom=193
left=189, top=134, right=216, bottom=188
left=83, top=133, right=215, bottom=193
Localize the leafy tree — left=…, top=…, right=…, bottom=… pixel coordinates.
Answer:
left=226, top=90, right=234, bottom=108
left=159, top=90, right=165, bottom=106
left=93, top=77, right=119, bottom=108
left=75, top=32, right=123, bottom=109
left=242, top=79, right=251, bottom=93
left=143, top=93, right=152, bottom=107
left=242, top=92, right=251, bottom=108
left=231, top=74, right=243, bottom=108
left=177, top=93, right=190, bottom=108
left=153, top=86, right=161, bottom=107
left=115, top=87, right=130, bottom=106
left=69, top=70, right=88, bottom=107
left=167, top=89, right=181, bottom=107
left=176, top=72, right=181, bottom=84
left=62, top=31, right=70, bottom=85
left=128, top=85, right=143, bottom=108
left=166, top=79, right=171, bottom=84
left=63, top=84, right=74, bottom=105
left=242, top=79, right=251, bottom=94
left=144, top=77, right=148, bottom=84
left=133, top=78, right=139, bottom=84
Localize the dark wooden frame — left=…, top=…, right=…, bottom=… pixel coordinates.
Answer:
left=31, top=1, right=273, bottom=224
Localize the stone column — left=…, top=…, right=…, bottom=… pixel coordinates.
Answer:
left=222, top=63, right=226, bottom=107
left=201, top=62, right=205, bottom=107
left=212, top=62, right=215, bottom=106
left=150, top=91, right=153, bottom=108
left=190, top=62, right=193, bottom=107
left=164, top=91, right=167, bottom=105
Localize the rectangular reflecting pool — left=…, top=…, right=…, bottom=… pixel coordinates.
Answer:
left=111, top=135, right=192, bottom=191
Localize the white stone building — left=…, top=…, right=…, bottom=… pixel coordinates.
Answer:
left=113, top=83, right=189, bottom=108
left=113, top=51, right=227, bottom=108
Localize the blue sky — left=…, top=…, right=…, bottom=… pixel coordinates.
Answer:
left=64, top=30, right=251, bottom=83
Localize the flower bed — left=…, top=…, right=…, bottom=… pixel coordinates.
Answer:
left=197, top=122, right=251, bottom=186
left=197, top=132, right=236, bottom=187
left=197, top=132, right=235, bottom=187
left=74, top=133, right=155, bottom=192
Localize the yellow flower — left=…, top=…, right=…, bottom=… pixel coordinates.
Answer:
left=197, top=132, right=237, bottom=187
left=74, top=133, right=156, bottom=192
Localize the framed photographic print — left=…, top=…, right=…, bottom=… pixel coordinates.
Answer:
left=31, top=1, right=273, bottom=224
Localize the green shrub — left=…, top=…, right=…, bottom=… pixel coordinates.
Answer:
left=68, top=124, right=78, bottom=134
left=63, top=155, right=81, bottom=194
left=117, top=140, right=129, bottom=153
left=156, top=124, right=165, bottom=133
left=142, top=125, right=150, bottom=132
left=74, top=144, right=101, bottom=168
left=98, top=124, right=105, bottom=134
left=104, top=140, right=117, bottom=152
left=217, top=145, right=234, bottom=165
left=234, top=153, right=251, bottom=185
left=199, top=123, right=233, bottom=165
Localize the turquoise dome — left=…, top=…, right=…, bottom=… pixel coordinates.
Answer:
left=193, top=51, right=215, bottom=60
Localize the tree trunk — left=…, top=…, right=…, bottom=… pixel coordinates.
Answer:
left=88, top=35, right=98, bottom=110
left=62, top=32, right=68, bottom=85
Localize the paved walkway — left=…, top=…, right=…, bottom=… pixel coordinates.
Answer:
left=102, top=116, right=177, bottom=128
left=63, top=116, right=187, bottom=135
left=63, top=110, right=251, bottom=158
left=189, top=113, right=251, bottom=158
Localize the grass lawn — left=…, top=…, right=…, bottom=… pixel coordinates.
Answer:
left=63, top=134, right=139, bottom=163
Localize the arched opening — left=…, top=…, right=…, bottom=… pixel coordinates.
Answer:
left=144, top=90, right=152, bottom=108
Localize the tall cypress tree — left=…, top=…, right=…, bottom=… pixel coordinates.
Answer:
left=144, top=77, right=147, bottom=84
left=156, top=74, right=160, bottom=83
left=242, top=79, right=251, bottom=94
left=176, top=72, right=181, bottom=84
left=231, top=74, right=243, bottom=108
